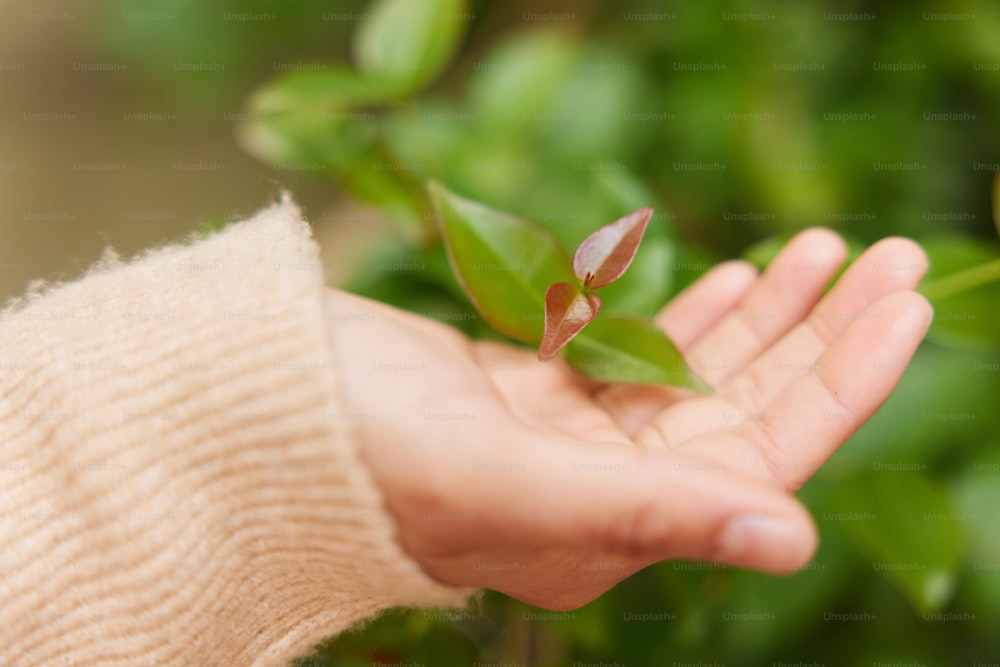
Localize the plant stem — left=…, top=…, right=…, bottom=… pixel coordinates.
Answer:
left=920, top=261, right=1000, bottom=301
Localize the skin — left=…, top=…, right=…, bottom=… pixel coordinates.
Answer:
left=326, top=228, right=932, bottom=610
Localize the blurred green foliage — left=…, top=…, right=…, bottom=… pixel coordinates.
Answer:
left=97, top=0, right=1000, bottom=664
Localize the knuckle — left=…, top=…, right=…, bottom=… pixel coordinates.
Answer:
left=596, top=489, right=664, bottom=558
left=738, top=415, right=789, bottom=486
left=723, top=367, right=770, bottom=415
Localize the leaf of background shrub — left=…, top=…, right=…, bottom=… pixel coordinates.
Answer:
left=537, top=43, right=645, bottom=162
left=353, top=0, right=468, bottom=92
left=828, top=345, right=1000, bottom=475
left=430, top=182, right=575, bottom=343
left=339, top=162, right=432, bottom=244
left=920, top=236, right=1000, bottom=349
left=235, top=107, right=375, bottom=172
left=993, top=170, right=1000, bottom=239
left=238, top=108, right=432, bottom=242
left=832, top=473, right=962, bottom=612
left=951, top=446, right=1000, bottom=629
left=383, top=101, right=469, bottom=176
left=247, top=66, right=393, bottom=114
left=467, top=28, right=577, bottom=137
left=564, top=316, right=711, bottom=391
left=952, top=448, right=1000, bottom=566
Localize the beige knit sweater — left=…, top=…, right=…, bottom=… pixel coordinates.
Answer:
left=0, top=200, right=468, bottom=666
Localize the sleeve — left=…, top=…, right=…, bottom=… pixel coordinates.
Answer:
left=0, top=198, right=470, bottom=667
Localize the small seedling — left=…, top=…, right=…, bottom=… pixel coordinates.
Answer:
left=429, top=181, right=711, bottom=392
left=540, top=206, right=652, bottom=361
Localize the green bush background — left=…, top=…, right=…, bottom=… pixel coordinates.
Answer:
left=2, top=0, right=1000, bottom=665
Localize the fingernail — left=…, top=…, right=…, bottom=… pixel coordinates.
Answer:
left=714, top=514, right=806, bottom=569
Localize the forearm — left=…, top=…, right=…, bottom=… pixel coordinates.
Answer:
left=0, top=200, right=466, bottom=666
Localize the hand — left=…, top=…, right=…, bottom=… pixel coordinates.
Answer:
left=325, top=229, right=931, bottom=610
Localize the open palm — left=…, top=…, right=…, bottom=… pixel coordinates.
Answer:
left=327, top=229, right=930, bottom=610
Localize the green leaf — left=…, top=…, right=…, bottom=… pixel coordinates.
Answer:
left=919, top=236, right=1000, bottom=349
left=535, top=43, right=645, bottom=162
left=952, top=449, right=1000, bottom=565
left=247, top=66, right=393, bottom=115
left=239, top=64, right=438, bottom=242
left=235, top=106, right=374, bottom=172
left=429, top=182, right=575, bottom=343
left=467, top=28, right=577, bottom=137
left=564, top=317, right=712, bottom=392
left=952, top=446, right=1000, bottom=623
left=828, top=344, right=1000, bottom=476
left=353, top=0, right=468, bottom=93
left=993, top=170, right=1000, bottom=239
left=832, top=473, right=962, bottom=612
left=237, top=66, right=383, bottom=171
left=236, top=112, right=432, bottom=245
left=342, top=171, right=430, bottom=244
left=539, top=282, right=600, bottom=361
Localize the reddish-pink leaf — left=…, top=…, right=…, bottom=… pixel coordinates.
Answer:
left=538, top=282, right=602, bottom=361
left=573, top=207, right=654, bottom=289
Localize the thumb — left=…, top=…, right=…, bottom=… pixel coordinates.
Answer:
left=474, top=431, right=818, bottom=573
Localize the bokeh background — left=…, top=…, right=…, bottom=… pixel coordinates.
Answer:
left=2, top=0, right=1000, bottom=665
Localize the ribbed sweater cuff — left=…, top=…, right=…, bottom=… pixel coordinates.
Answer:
left=0, top=199, right=468, bottom=666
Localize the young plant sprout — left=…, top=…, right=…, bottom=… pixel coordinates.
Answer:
left=540, top=207, right=652, bottom=361
left=429, top=181, right=711, bottom=392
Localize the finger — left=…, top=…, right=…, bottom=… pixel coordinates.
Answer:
left=634, top=237, right=929, bottom=449
left=442, top=434, right=817, bottom=574
left=595, top=231, right=842, bottom=437
left=720, top=237, right=929, bottom=415
left=681, top=291, right=932, bottom=490
left=656, top=260, right=759, bottom=349
left=685, top=229, right=847, bottom=385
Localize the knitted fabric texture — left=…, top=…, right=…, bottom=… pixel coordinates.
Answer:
left=0, top=200, right=468, bottom=666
